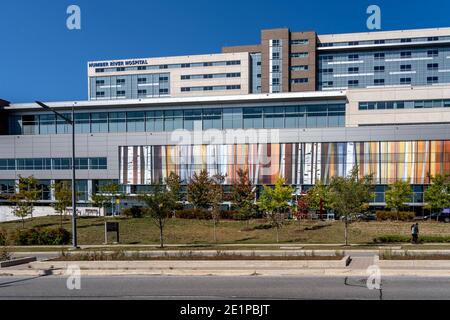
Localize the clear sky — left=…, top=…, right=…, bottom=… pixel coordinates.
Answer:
left=1, top=0, right=449, bottom=103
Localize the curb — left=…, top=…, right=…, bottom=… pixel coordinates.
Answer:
left=0, top=257, right=37, bottom=268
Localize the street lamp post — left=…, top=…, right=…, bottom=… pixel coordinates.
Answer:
left=35, top=101, right=78, bottom=249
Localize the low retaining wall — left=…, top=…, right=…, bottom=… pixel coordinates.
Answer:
left=29, top=256, right=350, bottom=271
left=0, top=206, right=104, bottom=222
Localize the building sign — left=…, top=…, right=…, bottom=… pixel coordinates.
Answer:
left=88, top=59, right=149, bottom=69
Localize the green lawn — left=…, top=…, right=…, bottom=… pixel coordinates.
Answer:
left=2, top=216, right=450, bottom=246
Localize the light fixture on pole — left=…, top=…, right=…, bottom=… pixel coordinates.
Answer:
left=35, top=101, right=79, bottom=249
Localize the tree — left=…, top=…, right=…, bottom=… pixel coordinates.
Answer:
left=165, top=172, right=183, bottom=217
left=328, top=166, right=373, bottom=246
left=139, top=182, right=176, bottom=248
left=90, top=192, right=109, bottom=217
left=210, top=173, right=226, bottom=243
left=385, top=180, right=413, bottom=220
left=98, top=182, right=123, bottom=216
left=9, top=176, right=40, bottom=228
left=187, top=169, right=213, bottom=210
left=424, top=173, right=450, bottom=221
left=52, top=181, right=72, bottom=227
left=231, top=169, right=256, bottom=228
left=258, top=177, right=294, bottom=243
left=304, top=181, right=331, bottom=215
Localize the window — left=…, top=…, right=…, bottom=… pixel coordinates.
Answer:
left=348, top=80, right=359, bottom=87
left=95, top=80, right=105, bottom=85
left=291, top=65, right=309, bottom=71
left=400, top=78, right=412, bottom=84
left=116, top=91, right=126, bottom=97
left=181, top=75, right=190, bottom=80
left=95, top=68, right=104, bottom=73
left=159, top=76, right=169, bottom=82
left=137, top=66, right=147, bottom=70
left=427, top=63, right=439, bottom=70
left=291, top=39, right=309, bottom=45
left=400, top=38, right=412, bottom=43
left=116, top=79, right=125, bottom=85
left=348, top=54, right=359, bottom=61
left=271, top=39, right=281, bottom=46
left=427, top=76, right=439, bottom=84
left=181, top=63, right=190, bottom=68
left=204, top=86, right=213, bottom=91
left=137, top=77, right=147, bottom=84
left=272, top=65, right=280, bottom=72
left=292, top=78, right=308, bottom=84
left=0, top=160, right=15, bottom=171
left=164, top=110, right=184, bottom=131
left=272, top=78, right=280, bottom=85
left=374, top=79, right=385, bottom=86
left=89, top=158, right=107, bottom=170
left=374, top=53, right=385, bottom=59
left=226, top=72, right=241, bottom=78
left=321, top=55, right=333, bottom=61
left=374, top=66, right=385, bottom=73
left=109, top=112, right=126, bottom=132
left=321, top=81, right=333, bottom=87
left=90, top=113, right=108, bottom=133
left=320, top=68, right=333, bottom=75
left=428, top=49, right=439, bottom=57
left=272, top=52, right=280, bottom=60
left=116, top=67, right=125, bottom=72
left=226, top=85, right=241, bottom=90
left=348, top=41, right=359, bottom=46
left=400, top=65, right=412, bottom=71
left=400, top=52, right=412, bottom=58
left=138, top=89, right=147, bottom=96
left=127, top=111, right=145, bottom=132
left=291, top=52, right=309, bottom=58
left=96, top=91, right=105, bottom=97
left=428, top=37, right=439, bottom=41
left=374, top=40, right=385, bottom=44
left=159, top=65, right=168, bottom=69
left=181, top=87, right=190, bottom=92
left=348, top=67, right=359, bottom=74
left=226, top=60, right=241, bottom=65
left=159, top=88, right=169, bottom=94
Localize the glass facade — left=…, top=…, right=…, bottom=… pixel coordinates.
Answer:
left=0, top=158, right=107, bottom=171
left=119, top=140, right=450, bottom=186
left=318, top=47, right=450, bottom=90
left=359, top=99, right=450, bottom=110
left=9, top=104, right=345, bottom=135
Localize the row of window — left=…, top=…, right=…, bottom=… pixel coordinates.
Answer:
left=0, top=158, right=107, bottom=171
left=96, top=76, right=169, bottom=86
left=318, top=36, right=449, bottom=47
left=95, top=60, right=241, bottom=73
left=319, top=49, right=440, bottom=61
left=181, top=72, right=241, bottom=80
left=321, top=63, right=443, bottom=75
left=331, top=76, right=440, bottom=87
left=180, top=85, right=241, bottom=92
left=10, top=104, right=346, bottom=135
left=359, top=99, right=450, bottom=110
left=96, top=88, right=169, bottom=97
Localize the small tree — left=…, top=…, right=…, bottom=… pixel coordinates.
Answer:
left=328, top=166, right=373, bottom=246
left=231, top=168, right=256, bottom=228
left=258, top=177, right=294, bottom=243
left=385, top=180, right=413, bottom=220
left=187, top=169, right=213, bottom=210
left=304, top=181, right=331, bottom=216
left=9, top=176, right=40, bottom=228
left=165, top=172, right=183, bottom=217
left=52, top=181, right=72, bottom=227
left=98, top=183, right=123, bottom=216
left=139, top=182, right=176, bottom=248
left=210, top=174, right=226, bottom=243
left=424, top=173, right=450, bottom=221
left=90, top=192, right=109, bottom=217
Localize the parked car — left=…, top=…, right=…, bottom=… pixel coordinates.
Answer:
left=356, top=212, right=377, bottom=222
left=424, top=209, right=450, bottom=223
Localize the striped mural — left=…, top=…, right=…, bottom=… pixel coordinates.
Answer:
left=119, top=141, right=450, bottom=185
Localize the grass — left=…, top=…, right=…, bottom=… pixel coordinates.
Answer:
left=1, top=215, right=450, bottom=246
left=52, top=251, right=344, bottom=261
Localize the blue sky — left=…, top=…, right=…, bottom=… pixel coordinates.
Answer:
left=1, top=0, right=449, bottom=103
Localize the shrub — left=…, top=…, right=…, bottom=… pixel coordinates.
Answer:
left=13, top=227, right=71, bottom=245
left=253, top=224, right=273, bottom=230
left=374, top=235, right=450, bottom=243
left=0, top=229, right=7, bottom=246
left=122, top=207, right=146, bottom=218
left=175, top=209, right=212, bottom=220
left=376, top=211, right=415, bottom=221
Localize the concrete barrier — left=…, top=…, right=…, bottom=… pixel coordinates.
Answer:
left=0, top=256, right=36, bottom=268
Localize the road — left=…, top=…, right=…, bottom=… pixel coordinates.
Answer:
left=0, top=275, right=449, bottom=300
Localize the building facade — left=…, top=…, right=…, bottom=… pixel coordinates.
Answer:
left=2, top=27, right=450, bottom=214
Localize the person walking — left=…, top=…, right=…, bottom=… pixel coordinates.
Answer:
left=411, top=223, right=419, bottom=244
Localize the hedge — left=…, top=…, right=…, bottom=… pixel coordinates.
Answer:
left=121, top=207, right=147, bottom=218
left=13, top=227, right=71, bottom=245
left=0, top=229, right=7, bottom=246
left=376, top=211, right=415, bottom=221
left=374, top=235, right=450, bottom=243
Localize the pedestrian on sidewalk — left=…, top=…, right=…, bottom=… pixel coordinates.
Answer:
left=411, top=223, right=419, bottom=244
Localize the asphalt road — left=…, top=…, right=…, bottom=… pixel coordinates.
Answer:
left=0, top=275, right=449, bottom=300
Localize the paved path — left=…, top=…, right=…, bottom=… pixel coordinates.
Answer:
left=0, top=275, right=449, bottom=300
